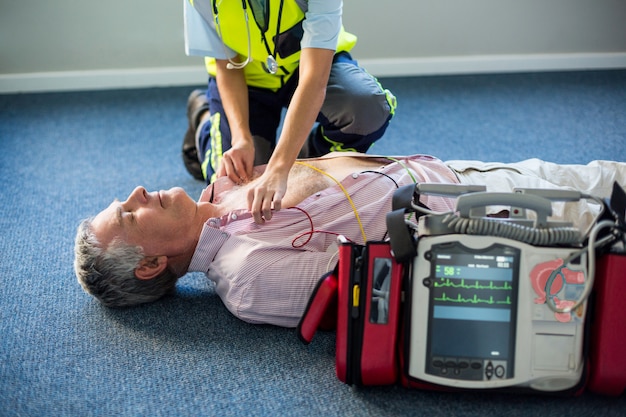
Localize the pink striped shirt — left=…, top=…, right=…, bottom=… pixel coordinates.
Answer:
left=188, top=154, right=459, bottom=327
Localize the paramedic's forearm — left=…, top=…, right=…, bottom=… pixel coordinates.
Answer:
left=270, top=48, right=334, bottom=169
left=215, top=59, right=255, bottom=181
left=215, top=59, right=252, bottom=147
left=247, top=48, right=335, bottom=223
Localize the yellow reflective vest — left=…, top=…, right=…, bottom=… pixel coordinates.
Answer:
left=195, top=0, right=357, bottom=91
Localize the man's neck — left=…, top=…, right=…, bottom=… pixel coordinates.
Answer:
left=197, top=201, right=226, bottom=221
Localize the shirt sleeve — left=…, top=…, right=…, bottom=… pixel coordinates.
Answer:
left=238, top=249, right=337, bottom=328
left=183, top=0, right=235, bottom=59
left=210, top=238, right=339, bottom=328
left=301, top=0, right=342, bottom=50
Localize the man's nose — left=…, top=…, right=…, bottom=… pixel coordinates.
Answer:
left=127, top=186, right=148, bottom=204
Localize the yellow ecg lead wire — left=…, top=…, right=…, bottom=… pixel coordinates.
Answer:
left=294, top=161, right=367, bottom=243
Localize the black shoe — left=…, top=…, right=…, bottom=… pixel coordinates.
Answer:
left=182, top=89, right=209, bottom=181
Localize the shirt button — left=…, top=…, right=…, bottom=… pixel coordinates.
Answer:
left=209, top=220, right=217, bottom=226
left=231, top=213, right=238, bottom=220
left=352, top=173, right=359, bottom=179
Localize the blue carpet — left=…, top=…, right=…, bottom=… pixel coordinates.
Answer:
left=1, top=70, right=625, bottom=416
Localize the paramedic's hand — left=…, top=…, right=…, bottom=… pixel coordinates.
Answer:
left=247, top=169, right=288, bottom=224
left=217, top=142, right=255, bottom=184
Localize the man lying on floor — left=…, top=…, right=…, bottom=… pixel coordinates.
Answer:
left=74, top=153, right=626, bottom=327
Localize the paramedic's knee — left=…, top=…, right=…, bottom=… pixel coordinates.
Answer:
left=324, top=63, right=396, bottom=136
left=348, top=86, right=396, bottom=136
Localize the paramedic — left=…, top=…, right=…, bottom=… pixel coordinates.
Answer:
left=181, top=0, right=396, bottom=223
left=74, top=153, right=626, bottom=327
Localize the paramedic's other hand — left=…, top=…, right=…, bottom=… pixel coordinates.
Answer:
left=218, top=141, right=255, bottom=184
left=247, top=169, right=288, bottom=224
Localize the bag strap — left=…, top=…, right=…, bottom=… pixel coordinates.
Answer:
left=387, top=184, right=428, bottom=263
left=296, top=270, right=338, bottom=344
left=386, top=209, right=417, bottom=264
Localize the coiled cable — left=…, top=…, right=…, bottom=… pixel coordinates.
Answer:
left=441, top=214, right=582, bottom=246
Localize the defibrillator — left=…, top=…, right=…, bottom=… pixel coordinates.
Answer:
left=298, top=181, right=626, bottom=396
left=389, top=182, right=625, bottom=393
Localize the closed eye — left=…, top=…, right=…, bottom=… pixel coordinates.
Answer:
left=115, top=203, right=135, bottom=227
left=116, top=205, right=123, bottom=227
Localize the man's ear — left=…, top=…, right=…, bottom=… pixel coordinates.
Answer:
left=134, top=256, right=168, bottom=280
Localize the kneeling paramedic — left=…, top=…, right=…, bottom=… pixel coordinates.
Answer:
left=182, top=0, right=397, bottom=223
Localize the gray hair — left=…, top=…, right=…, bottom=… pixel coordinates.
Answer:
left=74, top=218, right=178, bottom=307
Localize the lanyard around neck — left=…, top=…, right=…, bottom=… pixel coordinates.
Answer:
left=249, top=0, right=285, bottom=74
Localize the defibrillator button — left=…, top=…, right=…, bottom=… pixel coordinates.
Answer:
left=485, top=361, right=494, bottom=380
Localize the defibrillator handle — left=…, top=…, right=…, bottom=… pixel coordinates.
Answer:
left=456, top=192, right=552, bottom=226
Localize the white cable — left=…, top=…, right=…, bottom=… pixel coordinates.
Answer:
left=545, top=220, right=617, bottom=314
left=326, top=248, right=339, bottom=272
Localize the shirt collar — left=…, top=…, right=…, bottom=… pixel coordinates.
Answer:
left=187, top=221, right=231, bottom=273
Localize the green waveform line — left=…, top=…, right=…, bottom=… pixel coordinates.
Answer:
left=434, top=292, right=512, bottom=305
left=434, top=278, right=512, bottom=291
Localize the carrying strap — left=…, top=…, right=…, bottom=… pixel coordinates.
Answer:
left=386, top=209, right=417, bottom=264
left=609, top=181, right=626, bottom=229
left=296, top=270, right=338, bottom=344
left=387, top=184, right=430, bottom=264
left=592, top=181, right=626, bottom=254
left=391, top=184, right=416, bottom=211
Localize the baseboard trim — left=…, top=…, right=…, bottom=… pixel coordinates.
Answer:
left=1, top=53, right=625, bottom=93
left=0, top=66, right=209, bottom=94
left=360, top=52, right=626, bottom=78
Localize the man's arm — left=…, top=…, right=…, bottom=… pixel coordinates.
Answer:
left=246, top=47, right=335, bottom=224
left=216, top=247, right=339, bottom=328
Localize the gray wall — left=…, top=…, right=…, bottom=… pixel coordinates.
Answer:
left=0, top=0, right=191, bottom=74
left=348, top=0, right=626, bottom=58
left=1, top=0, right=625, bottom=91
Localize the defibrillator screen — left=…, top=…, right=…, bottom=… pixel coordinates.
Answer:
left=425, top=242, right=519, bottom=381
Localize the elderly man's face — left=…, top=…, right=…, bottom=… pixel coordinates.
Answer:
left=91, top=186, right=201, bottom=258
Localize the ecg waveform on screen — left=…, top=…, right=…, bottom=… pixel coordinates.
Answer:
left=433, top=278, right=512, bottom=306
left=433, top=292, right=512, bottom=305
left=434, top=278, right=512, bottom=291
